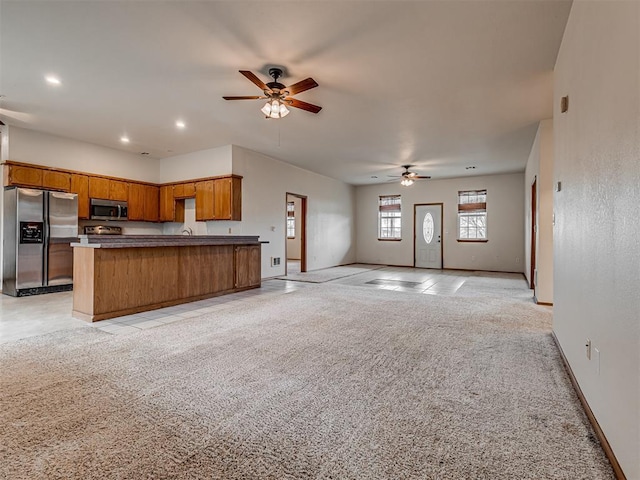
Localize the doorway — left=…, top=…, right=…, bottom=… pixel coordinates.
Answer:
left=530, top=178, right=537, bottom=291
left=285, top=193, right=307, bottom=274
left=414, top=203, right=443, bottom=269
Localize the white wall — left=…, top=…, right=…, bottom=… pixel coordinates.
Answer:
left=553, top=1, right=639, bottom=478
left=158, top=145, right=232, bottom=183
left=7, top=127, right=159, bottom=183
left=286, top=195, right=302, bottom=260
left=232, top=146, right=356, bottom=278
left=524, top=119, right=554, bottom=304
left=356, top=173, right=525, bottom=272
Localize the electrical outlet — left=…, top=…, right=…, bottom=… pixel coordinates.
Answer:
left=515, top=257, right=520, bottom=264
left=585, top=339, right=591, bottom=360
left=594, top=348, right=600, bottom=374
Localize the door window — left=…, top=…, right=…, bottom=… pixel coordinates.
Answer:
left=423, top=213, right=434, bottom=244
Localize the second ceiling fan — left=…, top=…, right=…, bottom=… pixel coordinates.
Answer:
left=388, top=165, right=431, bottom=186
left=223, top=68, right=322, bottom=119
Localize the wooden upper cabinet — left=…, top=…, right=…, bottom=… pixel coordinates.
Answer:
left=88, top=177, right=110, bottom=199
left=128, top=183, right=145, bottom=221
left=173, top=182, right=196, bottom=199
left=144, top=185, right=159, bottom=222
left=213, top=178, right=232, bottom=220
left=5, top=164, right=43, bottom=188
left=70, top=174, right=90, bottom=219
left=109, top=180, right=128, bottom=201
left=159, top=185, right=175, bottom=222
left=195, top=180, right=215, bottom=221
left=42, top=170, right=71, bottom=191
left=216, top=176, right=242, bottom=221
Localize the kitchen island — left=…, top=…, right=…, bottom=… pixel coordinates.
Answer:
left=71, top=235, right=262, bottom=321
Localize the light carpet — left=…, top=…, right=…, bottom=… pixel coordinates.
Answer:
left=454, top=272, right=534, bottom=301
left=276, top=263, right=383, bottom=283
left=0, top=285, right=613, bottom=479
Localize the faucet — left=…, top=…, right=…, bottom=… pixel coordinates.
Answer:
left=181, top=227, right=193, bottom=236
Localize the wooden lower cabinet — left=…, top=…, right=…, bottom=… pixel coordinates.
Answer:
left=72, top=241, right=261, bottom=321
left=70, top=174, right=90, bottom=219
left=235, top=245, right=261, bottom=288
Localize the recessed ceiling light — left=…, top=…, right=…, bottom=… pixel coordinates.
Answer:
left=175, top=120, right=186, bottom=129
left=45, top=75, right=61, bottom=85
left=371, top=176, right=378, bottom=179
left=120, top=136, right=130, bottom=144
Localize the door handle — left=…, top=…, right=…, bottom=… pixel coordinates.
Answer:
left=117, top=205, right=122, bottom=219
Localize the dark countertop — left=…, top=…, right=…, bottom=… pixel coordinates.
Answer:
left=71, top=234, right=264, bottom=249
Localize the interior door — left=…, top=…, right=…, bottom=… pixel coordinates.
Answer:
left=414, top=204, right=443, bottom=269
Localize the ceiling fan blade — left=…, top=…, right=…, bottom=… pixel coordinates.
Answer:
left=414, top=175, right=431, bottom=179
left=286, top=77, right=318, bottom=96
left=239, top=70, right=270, bottom=92
left=222, top=96, right=266, bottom=100
left=387, top=175, right=402, bottom=178
left=285, top=98, right=322, bottom=114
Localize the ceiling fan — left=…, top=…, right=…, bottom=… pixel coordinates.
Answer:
left=388, top=165, right=431, bottom=186
left=223, top=68, right=322, bottom=119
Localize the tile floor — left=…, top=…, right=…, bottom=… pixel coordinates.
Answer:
left=0, top=266, right=531, bottom=344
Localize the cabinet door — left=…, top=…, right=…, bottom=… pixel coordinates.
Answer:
left=109, top=180, right=129, bottom=201
left=159, top=185, right=175, bottom=222
left=70, top=174, right=90, bottom=219
left=128, top=183, right=145, bottom=221
left=42, top=170, right=71, bottom=191
left=7, top=165, right=43, bottom=187
left=89, top=177, right=110, bottom=199
left=195, top=180, right=214, bottom=221
left=213, top=178, right=232, bottom=220
left=183, top=182, right=196, bottom=197
left=144, top=185, right=159, bottom=222
left=235, top=245, right=261, bottom=288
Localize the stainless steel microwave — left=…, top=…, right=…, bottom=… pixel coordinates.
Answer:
left=90, top=199, right=128, bottom=221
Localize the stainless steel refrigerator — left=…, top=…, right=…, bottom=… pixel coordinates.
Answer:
left=3, top=187, right=78, bottom=296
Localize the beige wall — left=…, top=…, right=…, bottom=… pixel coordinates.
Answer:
left=7, top=126, right=160, bottom=183
left=524, top=119, right=554, bottom=304
left=356, top=173, right=525, bottom=272
left=553, top=1, right=640, bottom=477
left=232, top=146, right=356, bottom=277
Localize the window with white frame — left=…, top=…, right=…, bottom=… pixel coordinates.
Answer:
left=458, top=190, right=487, bottom=240
left=378, top=195, right=402, bottom=240
left=287, top=202, right=295, bottom=238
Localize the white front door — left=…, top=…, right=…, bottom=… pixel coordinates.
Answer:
left=415, top=204, right=443, bottom=269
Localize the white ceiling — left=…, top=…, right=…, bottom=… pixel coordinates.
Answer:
left=0, top=1, right=572, bottom=185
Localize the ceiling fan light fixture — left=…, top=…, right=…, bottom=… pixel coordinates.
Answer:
left=262, top=99, right=289, bottom=119
left=401, top=178, right=414, bottom=187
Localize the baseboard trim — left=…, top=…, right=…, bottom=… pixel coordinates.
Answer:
left=533, top=295, right=553, bottom=306
left=551, top=332, right=626, bottom=480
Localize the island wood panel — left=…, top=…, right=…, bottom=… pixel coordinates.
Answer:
left=92, top=247, right=181, bottom=314
left=178, top=245, right=235, bottom=297
left=70, top=174, right=90, bottom=219
left=72, top=247, right=95, bottom=316
left=72, top=241, right=261, bottom=321
left=42, top=170, right=71, bottom=191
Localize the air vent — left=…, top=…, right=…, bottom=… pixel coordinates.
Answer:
left=271, top=257, right=281, bottom=267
